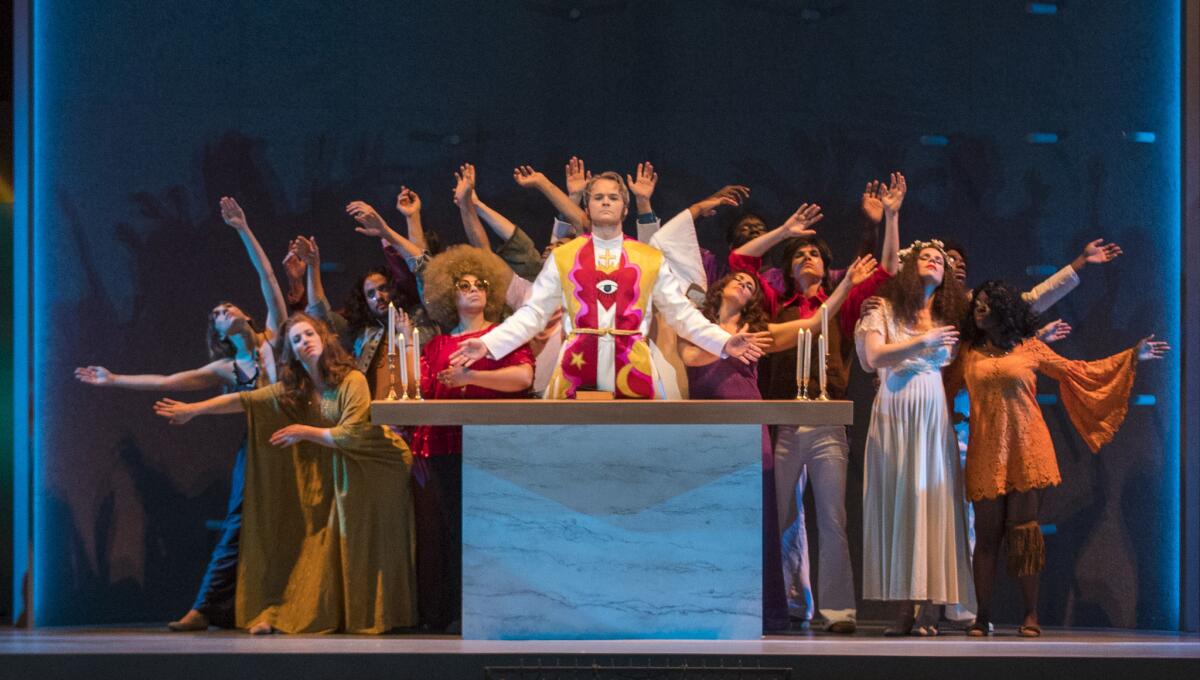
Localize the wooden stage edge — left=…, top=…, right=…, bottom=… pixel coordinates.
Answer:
left=370, top=398, right=854, bottom=426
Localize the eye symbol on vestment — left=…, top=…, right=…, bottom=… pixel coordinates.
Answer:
left=596, top=280, right=619, bottom=295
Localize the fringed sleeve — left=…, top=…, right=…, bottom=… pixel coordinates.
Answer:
left=1031, top=339, right=1138, bottom=453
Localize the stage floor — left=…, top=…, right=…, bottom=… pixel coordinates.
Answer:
left=2, top=624, right=1198, bottom=658
left=3, top=625, right=1198, bottom=680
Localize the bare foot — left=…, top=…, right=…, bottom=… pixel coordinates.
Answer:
left=167, top=609, right=210, bottom=632
left=248, top=621, right=274, bottom=636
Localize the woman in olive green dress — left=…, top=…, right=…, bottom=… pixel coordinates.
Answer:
left=155, top=313, right=416, bottom=634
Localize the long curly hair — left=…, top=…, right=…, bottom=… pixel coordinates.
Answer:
left=963, top=280, right=1039, bottom=350
left=781, top=235, right=834, bottom=301
left=700, top=272, right=770, bottom=333
left=276, top=313, right=357, bottom=419
left=878, top=245, right=969, bottom=327
left=206, top=301, right=262, bottom=360
left=342, top=268, right=421, bottom=334
left=422, top=245, right=513, bottom=330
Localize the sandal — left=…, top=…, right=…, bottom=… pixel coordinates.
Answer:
left=1017, top=624, right=1042, bottom=638
left=911, top=624, right=939, bottom=637
left=967, top=621, right=993, bottom=637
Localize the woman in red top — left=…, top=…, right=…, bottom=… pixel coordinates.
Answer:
left=407, top=244, right=534, bottom=632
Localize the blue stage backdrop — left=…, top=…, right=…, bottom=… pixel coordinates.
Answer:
left=19, top=1, right=1180, bottom=628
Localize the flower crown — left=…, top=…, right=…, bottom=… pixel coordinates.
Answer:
left=897, top=238, right=948, bottom=262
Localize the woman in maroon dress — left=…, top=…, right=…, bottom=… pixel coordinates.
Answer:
left=679, top=259, right=875, bottom=631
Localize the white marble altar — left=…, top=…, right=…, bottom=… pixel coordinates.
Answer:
left=460, top=424, right=762, bottom=640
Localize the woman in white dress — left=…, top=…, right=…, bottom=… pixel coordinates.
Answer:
left=855, top=239, right=974, bottom=635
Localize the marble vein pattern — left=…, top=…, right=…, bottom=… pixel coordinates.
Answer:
left=462, top=424, right=762, bottom=639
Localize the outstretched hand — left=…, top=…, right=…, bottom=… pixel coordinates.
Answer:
left=396, top=306, right=414, bottom=344
left=513, top=165, right=547, bottom=189
left=861, top=180, right=884, bottom=223
left=346, top=201, right=390, bottom=237
left=75, top=365, right=114, bottom=386
left=1036, top=319, right=1072, bottom=344
left=845, top=255, right=879, bottom=286
left=691, top=185, right=750, bottom=218
left=1081, top=238, right=1123, bottom=265
left=448, top=338, right=490, bottom=368
left=219, top=196, right=248, bottom=231
left=282, top=250, right=306, bottom=281
left=153, top=398, right=196, bottom=425
left=782, top=203, right=824, bottom=236
left=1137, top=334, right=1170, bottom=361
left=396, top=186, right=422, bottom=217
left=291, top=235, right=320, bottom=266
left=453, top=163, right=476, bottom=206
left=626, top=161, right=658, bottom=201
left=269, top=424, right=317, bottom=447
left=880, top=172, right=907, bottom=216
left=725, top=324, right=771, bottom=364
left=565, top=156, right=591, bottom=197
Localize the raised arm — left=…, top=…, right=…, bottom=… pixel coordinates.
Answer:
left=564, top=155, right=590, bottom=214
left=474, top=197, right=518, bottom=242
left=292, top=235, right=328, bottom=311
left=514, top=165, right=586, bottom=229
left=767, top=256, right=878, bottom=351
left=220, top=197, right=288, bottom=337
left=282, top=250, right=307, bottom=313
left=1069, top=238, right=1122, bottom=274
left=733, top=203, right=823, bottom=258
left=626, top=161, right=658, bottom=218
left=453, top=163, right=491, bottom=249
left=878, top=172, right=905, bottom=274
left=153, top=392, right=245, bottom=424
left=689, top=185, right=750, bottom=221
left=1023, top=238, right=1122, bottom=314
left=395, top=186, right=427, bottom=251
left=347, top=200, right=423, bottom=260
left=856, top=180, right=884, bottom=258
left=75, top=360, right=227, bottom=391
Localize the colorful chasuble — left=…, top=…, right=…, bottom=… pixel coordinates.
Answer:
left=546, top=235, right=663, bottom=399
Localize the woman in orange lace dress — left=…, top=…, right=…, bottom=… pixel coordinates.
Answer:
left=951, top=280, right=1169, bottom=637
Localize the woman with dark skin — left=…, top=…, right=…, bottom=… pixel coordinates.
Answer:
left=953, top=281, right=1168, bottom=636
left=74, top=197, right=287, bottom=631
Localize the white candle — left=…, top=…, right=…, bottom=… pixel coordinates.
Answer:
left=818, top=334, right=827, bottom=395
left=398, top=334, right=409, bottom=397
left=412, top=327, right=422, bottom=399
left=802, top=329, right=812, bottom=391
left=387, top=302, right=396, bottom=356
left=795, top=329, right=803, bottom=391
left=820, top=304, right=829, bottom=341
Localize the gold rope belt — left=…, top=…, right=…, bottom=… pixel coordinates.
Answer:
left=571, top=327, right=642, bottom=337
